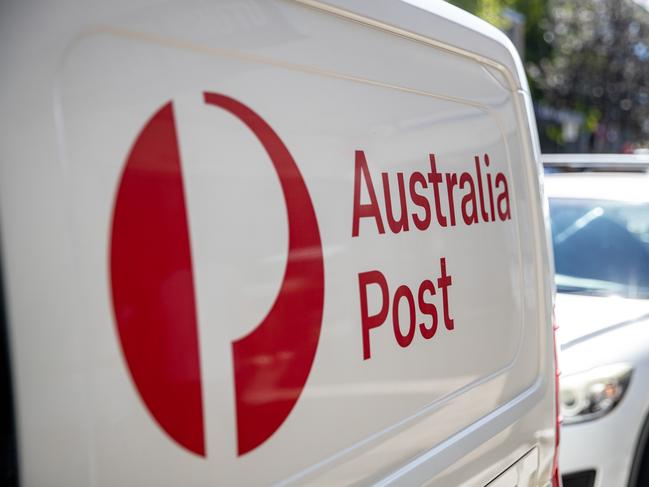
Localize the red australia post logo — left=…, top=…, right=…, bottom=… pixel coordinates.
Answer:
left=110, top=93, right=325, bottom=457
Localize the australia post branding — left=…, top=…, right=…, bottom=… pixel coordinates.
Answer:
left=109, top=92, right=513, bottom=459
left=352, top=150, right=511, bottom=361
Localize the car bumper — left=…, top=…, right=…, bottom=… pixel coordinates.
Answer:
left=560, top=402, right=639, bottom=487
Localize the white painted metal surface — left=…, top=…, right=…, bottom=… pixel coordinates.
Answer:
left=0, top=1, right=556, bottom=485
left=555, top=292, right=649, bottom=487
left=546, top=170, right=649, bottom=487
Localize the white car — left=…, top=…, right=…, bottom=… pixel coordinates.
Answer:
left=544, top=155, right=649, bottom=487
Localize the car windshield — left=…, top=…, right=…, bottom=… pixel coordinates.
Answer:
left=549, top=198, right=649, bottom=299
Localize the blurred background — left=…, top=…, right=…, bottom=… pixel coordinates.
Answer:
left=448, top=0, right=649, bottom=154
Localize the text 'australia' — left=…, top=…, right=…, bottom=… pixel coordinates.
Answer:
left=352, top=150, right=511, bottom=237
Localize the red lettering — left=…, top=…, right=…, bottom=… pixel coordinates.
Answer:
left=352, top=150, right=385, bottom=237
left=445, top=172, right=458, bottom=227
left=358, top=270, right=389, bottom=360
left=409, top=172, right=431, bottom=231
left=359, top=259, right=454, bottom=359
left=352, top=152, right=512, bottom=236
left=393, top=285, right=416, bottom=348
left=496, top=172, right=511, bottom=221
left=460, top=172, right=478, bottom=225
left=418, top=279, right=438, bottom=339
left=427, top=154, right=447, bottom=227
left=485, top=154, right=495, bottom=222
left=382, top=172, right=410, bottom=233
left=436, top=258, right=455, bottom=330
left=475, top=155, right=489, bottom=223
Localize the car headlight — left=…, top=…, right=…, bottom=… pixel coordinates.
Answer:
left=560, top=363, right=633, bottom=425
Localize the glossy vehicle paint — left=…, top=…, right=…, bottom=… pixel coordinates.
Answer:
left=0, top=1, right=556, bottom=485
left=546, top=169, right=649, bottom=487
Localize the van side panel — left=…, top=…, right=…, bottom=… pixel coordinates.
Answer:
left=0, top=1, right=555, bottom=485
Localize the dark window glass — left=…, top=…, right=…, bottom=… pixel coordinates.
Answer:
left=549, top=198, right=649, bottom=298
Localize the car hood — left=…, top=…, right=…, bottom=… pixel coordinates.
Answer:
left=555, top=292, right=649, bottom=348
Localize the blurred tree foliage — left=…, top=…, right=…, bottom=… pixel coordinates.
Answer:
left=448, top=0, right=649, bottom=147
left=448, top=0, right=551, bottom=73
left=528, top=0, right=649, bottom=141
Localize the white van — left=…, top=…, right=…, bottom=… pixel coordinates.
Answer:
left=0, top=1, right=558, bottom=485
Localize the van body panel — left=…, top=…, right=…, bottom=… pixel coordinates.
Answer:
left=0, top=1, right=556, bottom=485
